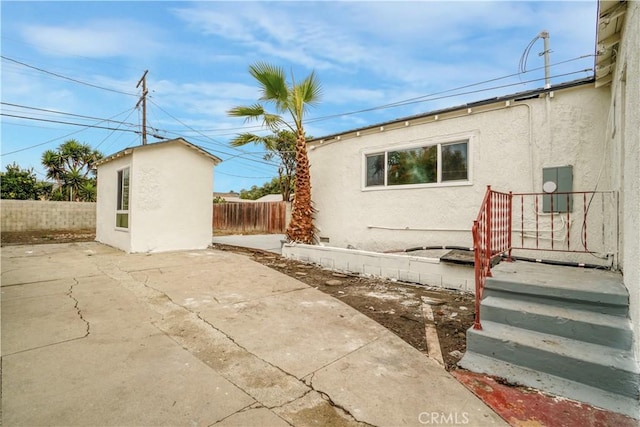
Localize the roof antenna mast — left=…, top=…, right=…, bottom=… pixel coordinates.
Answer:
left=518, top=30, right=552, bottom=89
left=539, top=31, right=551, bottom=89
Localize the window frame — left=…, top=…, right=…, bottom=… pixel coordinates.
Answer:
left=361, top=134, right=473, bottom=191
left=115, top=167, right=130, bottom=230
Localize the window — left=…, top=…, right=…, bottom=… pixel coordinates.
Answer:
left=116, top=168, right=130, bottom=228
left=364, top=140, right=469, bottom=188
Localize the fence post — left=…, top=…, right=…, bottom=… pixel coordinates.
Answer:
left=472, top=220, right=482, bottom=330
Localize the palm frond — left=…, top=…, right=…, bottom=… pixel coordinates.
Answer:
left=227, top=104, right=266, bottom=122
left=297, top=71, right=322, bottom=107
left=229, top=133, right=269, bottom=148
left=249, top=62, right=289, bottom=109
left=263, top=114, right=288, bottom=132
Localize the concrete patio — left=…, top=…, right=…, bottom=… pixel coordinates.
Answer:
left=1, top=242, right=505, bottom=426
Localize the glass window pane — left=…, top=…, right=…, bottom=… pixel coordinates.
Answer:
left=441, top=142, right=468, bottom=181
left=117, top=170, right=123, bottom=210
left=122, top=168, right=129, bottom=210
left=387, top=146, right=436, bottom=185
left=366, top=154, right=385, bottom=186
left=116, top=213, right=128, bottom=228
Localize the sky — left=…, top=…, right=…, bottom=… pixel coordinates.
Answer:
left=1, top=1, right=599, bottom=193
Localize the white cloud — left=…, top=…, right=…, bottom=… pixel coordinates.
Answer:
left=20, top=20, right=163, bottom=58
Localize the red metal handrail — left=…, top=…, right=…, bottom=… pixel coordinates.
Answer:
left=472, top=187, right=616, bottom=330
left=472, top=186, right=512, bottom=330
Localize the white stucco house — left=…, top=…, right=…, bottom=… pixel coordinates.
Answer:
left=95, top=138, right=221, bottom=253
left=285, top=0, right=639, bottom=413
left=307, top=78, right=610, bottom=254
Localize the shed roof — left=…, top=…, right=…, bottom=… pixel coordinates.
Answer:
left=95, top=137, right=222, bottom=166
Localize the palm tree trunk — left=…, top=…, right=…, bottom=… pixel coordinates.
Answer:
left=286, top=129, right=314, bottom=244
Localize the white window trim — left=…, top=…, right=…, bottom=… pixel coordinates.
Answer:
left=115, top=166, right=130, bottom=231
left=361, top=132, right=475, bottom=191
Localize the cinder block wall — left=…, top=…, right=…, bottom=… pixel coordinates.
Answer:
left=1, top=200, right=96, bottom=232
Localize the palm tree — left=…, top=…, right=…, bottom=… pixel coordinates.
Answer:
left=41, top=139, right=103, bottom=201
left=228, top=62, right=321, bottom=244
left=77, top=180, right=97, bottom=202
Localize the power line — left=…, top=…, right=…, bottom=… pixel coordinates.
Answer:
left=1, top=55, right=139, bottom=97
left=1, top=110, right=142, bottom=156
left=1, top=113, right=142, bottom=134
left=147, top=98, right=279, bottom=167
left=216, top=171, right=275, bottom=179
left=150, top=55, right=594, bottom=135
left=305, top=68, right=593, bottom=125
left=1, top=126, right=97, bottom=157
left=1, top=102, right=139, bottom=128
left=95, top=108, right=139, bottom=149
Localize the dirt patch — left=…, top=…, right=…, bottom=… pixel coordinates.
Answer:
left=1, top=229, right=96, bottom=246
left=0, top=230, right=474, bottom=370
left=212, top=244, right=475, bottom=370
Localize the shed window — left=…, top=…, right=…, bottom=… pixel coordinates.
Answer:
left=364, top=140, right=469, bottom=188
left=116, top=168, right=130, bottom=228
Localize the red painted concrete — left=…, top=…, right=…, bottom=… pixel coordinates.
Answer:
left=451, top=369, right=638, bottom=427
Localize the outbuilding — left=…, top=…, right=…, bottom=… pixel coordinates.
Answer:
left=95, top=137, right=221, bottom=253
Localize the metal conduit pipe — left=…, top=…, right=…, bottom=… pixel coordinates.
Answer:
left=385, top=246, right=609, bottom=270
left=384, top=245, right=474, bottom=254
left=500, top=254, right=610, bottom=270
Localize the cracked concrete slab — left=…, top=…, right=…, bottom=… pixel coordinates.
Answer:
left=310, top=332, right=506, bottom=426
left=153, top=302, right=311, bottom=408
left=1, top=279, right=89, bottom=355
left=1, top=242, right=506, bottom=426
left=213, top=407, right=291, bottom=427
left=129, top=254, right=307, bottom=306
left=196, top=287, right=384, bottom=378
left=2, top=332, right=255, bottom=426
left=273, top=389, right=367, bottom=426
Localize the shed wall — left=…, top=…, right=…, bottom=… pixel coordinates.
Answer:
left=128, top=143, right=214, bottom=253
left=96, top=155, right=132, bottom=252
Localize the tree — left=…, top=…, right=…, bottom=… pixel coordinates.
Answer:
left=41, top=139, right=103, bottom=202
left=228, top=62, right=321, bottom=244
left=238, top=176, right=293, bottom=200
left=0, top=163, right=52, bottom=200
left=230, top=129, right=297, bottom=202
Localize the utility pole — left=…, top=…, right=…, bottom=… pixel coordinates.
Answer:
left=136, top=70, right=149, bottom=145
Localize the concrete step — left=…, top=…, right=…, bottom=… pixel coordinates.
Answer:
left=458, top=352, right=640, bottom=419
left=486, top=261, right=629, bottom=316
left=481, top=295, right=634, bottom=349
left=464, top=320, right=640, bottom=399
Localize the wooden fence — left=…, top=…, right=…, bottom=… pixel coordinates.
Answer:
left=213, top=201, right=287, bottom=234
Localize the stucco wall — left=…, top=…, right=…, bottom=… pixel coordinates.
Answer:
left=96, top=155, right=132, bottom=252
left=1, top=200, right=96, bottom=232
left=96, top=143, right=215, bottom=253
left=608, top=0, right=640, bottom=358
left=128, top=143, right=214, bottom=253
left=308, top=83, right=610, bottom=254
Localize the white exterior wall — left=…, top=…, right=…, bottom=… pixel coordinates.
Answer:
left=607, top=1, right=640, bottom=358
left=129, top=143, right=214, bottom=253
left=96, top=141, right=215, bottom=253
left=308, top=84, right=610, bottom=254
left=96, top=155, right=132, bottom=252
